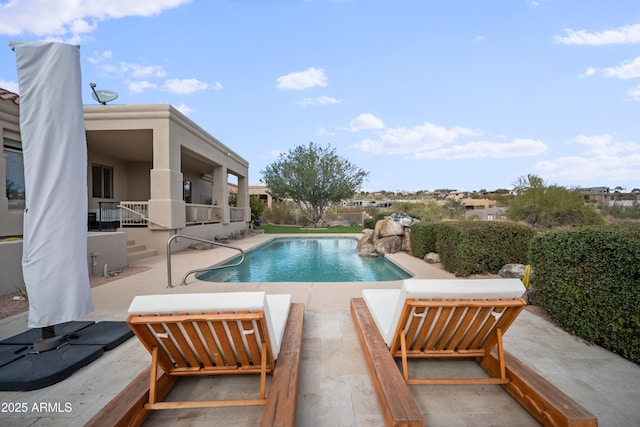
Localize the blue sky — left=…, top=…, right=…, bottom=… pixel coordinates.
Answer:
left=1, top=0, right=639, bottom=192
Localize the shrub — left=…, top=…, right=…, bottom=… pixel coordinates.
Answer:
left=436, top=222, right=534, bottom=277
left=409, top=222, right=440, bottom=258
left=529, top=224, right=640, bottom=364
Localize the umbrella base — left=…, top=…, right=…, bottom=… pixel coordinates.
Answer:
left=0, top=321, right=133, bottom=391
left=33, top=335, right=66, bottom=353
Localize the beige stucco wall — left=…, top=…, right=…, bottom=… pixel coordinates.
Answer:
left=0, top=96, right=23, bottom=238
left=0, top=233, right=127, bottom=296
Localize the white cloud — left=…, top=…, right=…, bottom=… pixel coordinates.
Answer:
left=128, top=80, right=157, bottom=93
left=128, top=64, right=167, bottom=78
left=473, top=35, right=485, bottom=42
left=298, top=95, right=342, bottom=106
left=352, top=122, right=477, bottom=154
left=345, top=113, right=385, bottom=132
left=87, top=50, right=113, bottom=65
left=0, top=0, right=191, bottom=39
left=162, top=78, right=219, bottom=94
left=175, top=103, right=195, bottom=115
left=0, top=79, right=19, bottom=93
left=413, top=138, right=548, bottom=160
left=570, top=134, right=640, bottom=156
left=628, top=85, right=640, bottom=101
left=351, top=120, right=547, bottom=160
left=580, top=57, right=640, bottom=80
left=554, top=23, right=640, bottom=45
left=536, top=134, right=640, bottom=184
left=92, top=59, right=167, bottom=80
left=276, top=67, right=327, bottom=90
left=317, top=127, right=336, bottom=137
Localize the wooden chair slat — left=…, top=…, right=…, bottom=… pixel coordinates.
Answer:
left=182, top=321, right=213, bottom=368
left=447, top=306, right=481, bottom=351
left=422, top=306, right=452, bottom=351
left=195, top=320, right=225, bottom=367
left=211, top=320, right=238, bottom=367
left=227, top=320, right=252, bottom=367
left=435, top=304, right=466, bottom=351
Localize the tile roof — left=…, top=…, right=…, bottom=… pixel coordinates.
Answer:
left=0, top=88, right=20, bottom=105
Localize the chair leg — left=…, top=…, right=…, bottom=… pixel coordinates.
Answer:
left=496, top=328, right=506, bottom=382
left=260, top=341, right=268, bottom=400
left=148, top=346, right=159, bottom=406
left=400, top=331, right=409, bottom=382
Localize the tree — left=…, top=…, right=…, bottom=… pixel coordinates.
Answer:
left=250, top=195, right=265, bottom=224
left=261, top=142, right=369, bottom=227
left=507, top=174, right=603, bottom=228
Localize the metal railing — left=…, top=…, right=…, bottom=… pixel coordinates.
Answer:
left=230, top=206, right=246, bottom=222
left=119, top=201, right=150, bottom=227
left=166, top=233, right=245, bottom=288
left=97, top=201, right=120, bottom=231
left=185, top=203, right=222, bottom=225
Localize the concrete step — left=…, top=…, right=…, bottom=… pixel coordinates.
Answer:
left=127, top=248, right=159, bottom=263
left=126, top=239, right=158, bottom=263
left=126, top=244, right=147, bottom=253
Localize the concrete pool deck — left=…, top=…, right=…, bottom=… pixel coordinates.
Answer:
left=0, top=232, right=638, bottom=426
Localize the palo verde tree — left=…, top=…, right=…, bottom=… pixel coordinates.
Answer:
left=507, top=174, right=603, bottom=228
left=261, top=142, right=369, bottom=227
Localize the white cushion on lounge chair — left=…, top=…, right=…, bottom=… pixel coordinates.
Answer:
left=128, top=291, right=291, bottom=358
left=363, top=278, right=526, bottom=346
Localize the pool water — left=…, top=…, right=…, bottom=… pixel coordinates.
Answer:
left=197, top=237, right=412, bottom=282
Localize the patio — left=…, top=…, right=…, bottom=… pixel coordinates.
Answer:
left=0, top=233, right=638, bottom=426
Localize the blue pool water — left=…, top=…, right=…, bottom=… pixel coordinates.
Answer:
left=197, top=237, right=412, bottom=282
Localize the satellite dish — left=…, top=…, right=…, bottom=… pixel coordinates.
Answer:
left=89, top=83, right=118, bottom=105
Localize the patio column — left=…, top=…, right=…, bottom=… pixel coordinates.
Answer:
left=148, top=124, right=185, bottom=229
left=237, top=175, right=250, bottom=222
left=212, top=165, right=229, bottom=224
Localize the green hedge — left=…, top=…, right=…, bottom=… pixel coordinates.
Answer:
left=409, top=222, right=440, bottom=258
left=410, top=221, right=534, bottom=277
left=436, top=222, right=534, bottom=277
left=529, top=224, right=640, bottom=364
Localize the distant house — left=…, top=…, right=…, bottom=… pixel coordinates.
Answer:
left=0, top=87, right=250, bottom=295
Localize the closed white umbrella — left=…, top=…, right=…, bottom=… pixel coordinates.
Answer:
left=10, top=41, right=94, bottom=350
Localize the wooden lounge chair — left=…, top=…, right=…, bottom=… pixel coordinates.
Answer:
left=351, top=278, right=598, bottom=427
left=89, top=291, right=303, bottom=427
left=87, top=291, right=303, bottom=427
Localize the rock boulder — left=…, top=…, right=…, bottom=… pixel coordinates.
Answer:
left=375, top=219, right=404, bottom=238
left=374, top=235, right=403, bottom=255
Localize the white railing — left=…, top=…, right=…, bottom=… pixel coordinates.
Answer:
left=119, top=201, right=149, bottom=226
left=230, top=207, right=246, bottom=222
left=185, top=203, right=222, bottom=225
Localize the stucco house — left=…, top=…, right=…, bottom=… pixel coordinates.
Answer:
left=0, top=87, right=250, bottom=295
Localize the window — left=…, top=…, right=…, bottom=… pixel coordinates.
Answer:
left=3, top=138, right=25, bottom=210
left=183, top=180, right=192, bottom=203
left=92, top=164, right=113, bottom=198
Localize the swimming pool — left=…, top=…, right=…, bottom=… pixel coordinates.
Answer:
left=197, top=237, right=412, bottom=282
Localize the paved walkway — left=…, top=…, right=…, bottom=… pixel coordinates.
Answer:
left=0, top=233, right=638, bottom=426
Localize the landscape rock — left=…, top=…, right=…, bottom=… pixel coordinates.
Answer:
left=386, top=212, right=418, bottom=227
left=375, top=219, right=404, bottom=238
left=358, top=243, right=378, bottom=257
left=499, top=263, right=538, bottom=305
left=401, top=228, right=411, bottom=252
left=374, top=235, right=403, bottom=255
left=356, top=230, right=375, bottom=256
left=498, top=263, right=534, bottom=283
left=424, top=252, right=440, bottom=264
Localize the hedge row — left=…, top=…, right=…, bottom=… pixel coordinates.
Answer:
left=408, top=222, right=439, bottom=258
left=529, top=224, right=640, bottom=364
left=410, top=221, right=534, bottom=277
